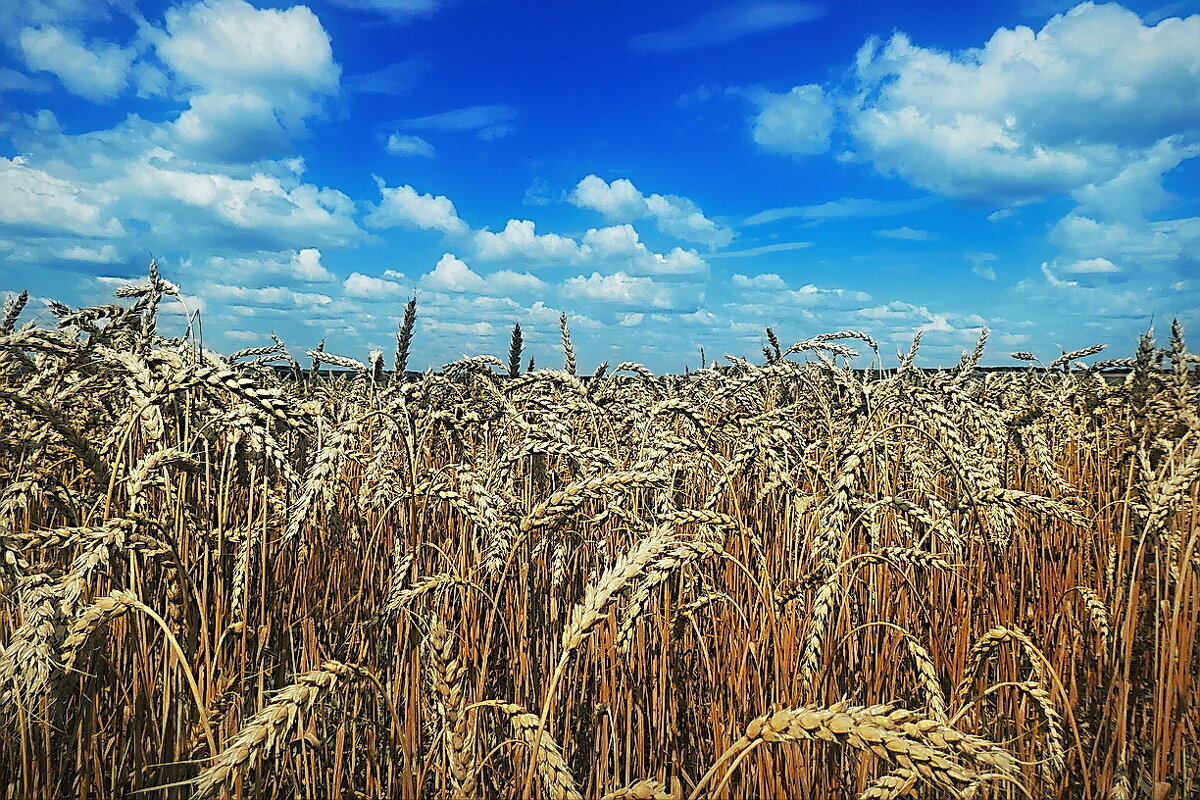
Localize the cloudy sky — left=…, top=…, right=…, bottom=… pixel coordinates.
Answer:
left=1, top=0, right=1198, bottom=371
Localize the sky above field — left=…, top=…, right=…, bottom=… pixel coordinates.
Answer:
left=1, top=0, right=1198, bottom=371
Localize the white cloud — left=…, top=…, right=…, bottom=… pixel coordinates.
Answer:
left=569, top=175, right=733, bottom=248
left=857, top=301, right=953, bottom=333
left=343, top=272, right=407, bottom=297
left=705, top=241, right=810, bottom=258
left=1061, top=256, right=1119, bottom=274
left=486, top=269, right=546, bottom=293
left=0, top=67, right=52, bottom=93
left=1070, top=138, right=1198, bottom=221
left=172, top=92, right=290, bottom=162
left=523, top=178, right=552, bottom=207
left=151, top=0, right=340, bottom=159
left=199, top=249, right=333, bottom=282
left=745, top=196, right=937, bottom=225
left=424, top=319, right=498, bottom=339
left=789, top=283, right=871, bottom=305
left=876, top=226, right=937, bottom=241
left=1039, top=262, right=1079, bottom=288
left=727, top=272, right=872, bottom=319
left=327, top=0, right=446, bottom=22
left=415, top=253, right=545, bottom=295
left=629, top=1, right=826, bottom=52
left=155, top=0, right=339, bottom=103
left=397, top=104, right=518, bottom=139
left=1049, top=212, right=1200, bottom=272
left=968, top=252, right=998, bottom=281
left=644, top=193, right=734, bottom=248
left=562, top=271, right=668, bottom=306
left=580, top=225, right=709, bottom=276
left=751, top=84, right=834, bottom=156
left=57, top=244, right=121, bottom=263
left=345, top=57, right=429, bottom=94
left=8, top=115, right=365, bottom=256
left=366, top=179, right=467, bottom=234
left=131, top=61, right=169, bottom=98
left=0, top=156, right=123, bottom=237
left=732, top=272, right=789, bottom=291
left=386, top=133, right=435, bottom=158
left=570, top=175, right=645, bottom=219
left=470, top=218, right=710, bottom=277
left=290, top=248, right=331, bottom=281
left=474, top=219, right=581, bottom=262
left=19, top=26, right=133, bottom=102
left=119, top=161, right=362, bottom=247
left=207, top=283, right=332, bottom=306
left=846, top=4, right=1200, bottom=205
left=421, top=253, right=486, bottom=292
left=0, top=0, right=116, bottom=33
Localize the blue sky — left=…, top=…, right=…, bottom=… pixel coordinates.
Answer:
left=1, top=0, right=1198, bottom=371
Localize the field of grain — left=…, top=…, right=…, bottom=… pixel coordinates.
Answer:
left=0, top=269, right=1197, bottom=799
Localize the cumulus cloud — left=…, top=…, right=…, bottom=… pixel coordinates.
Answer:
left=385, top=133, right=435, bottom=158
left=470, top=218, right=709, bottom=277
left=580, top=225, right=709, bottom=276
left=343, top=272, right=408, bottom=297
left=421, top=253, right=486, bottom=292
left=736, top=3, right=1199, bottom=287
left=569, top=175, right=734, bottom=248
left=417, top=253, right=545, bottom=295
left=366, top=179, right=468, bottom=234
left=155, top=0, right=338, bottom=102
left=474, top=219, right=581, bottom=263
left=0, top=109, right=366, bottom=270
left=151, top=0, right=340, bottom=160
left=846, top=3, right=1200, bottom=205
left=570, top=176, right=646, bottom=219
left=289, top=248, right=331, bottom=281
left=19, top=26, right=133, bottom=102
left=487, top=269, right=546, bottom=293
left=751, top=84, right=834, bottom=156
left=562, top=271, right=672, bottom=307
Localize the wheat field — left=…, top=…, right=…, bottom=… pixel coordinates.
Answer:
left=0, top=267, right=1197, bottom=799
